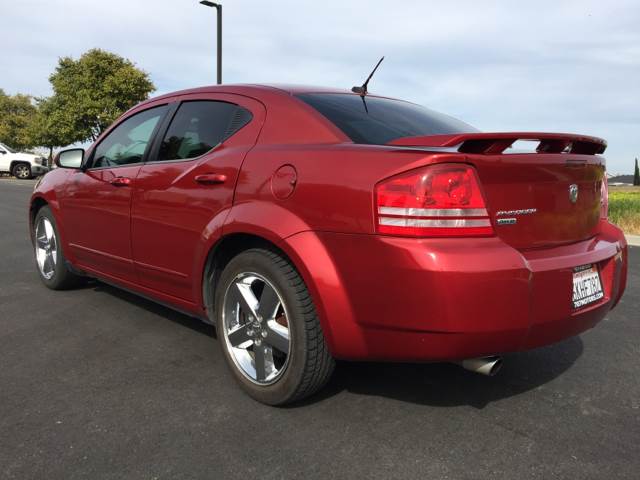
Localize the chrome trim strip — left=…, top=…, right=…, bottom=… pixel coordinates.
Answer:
left=378, top=207, right=488, bottom=217
left=378, top=217, right=492, bottom=228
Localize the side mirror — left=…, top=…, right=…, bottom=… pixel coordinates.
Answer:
left=56, top=148, right=85, bottom=169
left=0, top=150, right=6, bottom=155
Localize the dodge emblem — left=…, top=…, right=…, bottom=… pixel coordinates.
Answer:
left=569, top=184, right=579, bottom=204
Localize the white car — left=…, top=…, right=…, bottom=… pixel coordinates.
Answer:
left=0, top=142, right=49, bottom=179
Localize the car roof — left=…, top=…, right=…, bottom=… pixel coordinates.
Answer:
left=141, top=83, right=389, bottom=105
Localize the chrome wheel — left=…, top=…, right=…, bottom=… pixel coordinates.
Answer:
left=14, top=164, right=30, bottom=179
left=35, top=217, right=57, bottom=280
left=222, top=272, right=291, bottom=385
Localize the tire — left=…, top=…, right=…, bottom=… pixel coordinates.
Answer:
left=12, top=163, right=32, bottom=179
left=33, top=206, right=83, bottom=290
left=215, top=248, right=335, bottom=405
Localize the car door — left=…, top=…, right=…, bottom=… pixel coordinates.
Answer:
left=60, top=104, right=169, bottom=281
left=131, top=93, right=265, bottom=301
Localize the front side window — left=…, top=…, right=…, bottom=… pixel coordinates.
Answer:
left=92, top=106, right=167, bottom=168
left=158, top=101, right=252, bottom=161
left=296, top=93, right=478, bottom=145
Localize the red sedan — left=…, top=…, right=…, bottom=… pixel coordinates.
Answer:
left=30, top=85, right=628, bottom=405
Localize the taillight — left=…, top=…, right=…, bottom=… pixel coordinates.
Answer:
left=600, top=175, right=609, bottom=219
left=375, top=163, right=494, bottom=237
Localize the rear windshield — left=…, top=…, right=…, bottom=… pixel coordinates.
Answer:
left=296, top=93, right=478, bottom=145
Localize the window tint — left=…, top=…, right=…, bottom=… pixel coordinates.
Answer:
left=296, top=93, right=478, bottom=145
left=158, top=101, right=251, bottom=161
left=92, top=106, right=167, bottom=168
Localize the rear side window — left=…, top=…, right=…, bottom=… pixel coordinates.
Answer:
left=158, top=101, right=252, bottom=161
left=296, top=93, right=478, bottom=145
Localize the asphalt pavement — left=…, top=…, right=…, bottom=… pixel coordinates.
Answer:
left=1, top=178, right=639, bottom=480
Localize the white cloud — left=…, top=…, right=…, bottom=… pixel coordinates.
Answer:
left=1, top=0, right=638, bottom=172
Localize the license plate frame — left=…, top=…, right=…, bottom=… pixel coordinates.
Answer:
left=572, top=264, right=604, bottom=310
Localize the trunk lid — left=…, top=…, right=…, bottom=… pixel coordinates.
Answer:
left=388, top=132, right=606, bottom=249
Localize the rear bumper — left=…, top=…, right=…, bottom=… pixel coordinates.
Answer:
left=292, top=221, right=627, bottom=361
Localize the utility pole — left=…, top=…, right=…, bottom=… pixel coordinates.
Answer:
left=199, top=1, right=222, bottom=84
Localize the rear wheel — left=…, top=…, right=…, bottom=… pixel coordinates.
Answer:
left=34, top=206, right=83, bottom=289
left=12, top=163, right=32, bottom=179
left=215, top=248, right=334, bottom=405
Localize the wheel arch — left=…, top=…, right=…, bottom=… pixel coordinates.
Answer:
left=28, top=196, right=49, bottom=245
left=10, top=160, right=31, bottom=169
left=201, top=232, right=281, bottom=323
left=199, top=227, right=360, bottom=358
left=196, top=201, right=312, bottom=318
left=28, top=192, right=72, bottom=264
left=30, top=196, right=48, bottom=222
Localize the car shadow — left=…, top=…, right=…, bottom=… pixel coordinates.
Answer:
left=89, top=280, right=216, bottom=338
left=88, top=279, right=583, bottom=409
left=306, top=337, right=584, bottom=409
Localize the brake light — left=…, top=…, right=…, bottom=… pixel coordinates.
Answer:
left=375, top=163, right=494, bottom=237
left=600, top=175, right=609, bottom=219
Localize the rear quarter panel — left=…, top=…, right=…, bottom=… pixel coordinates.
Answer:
left=227, top=143, right=475, bottom=357
left=233, top=145, right=467, bottom=234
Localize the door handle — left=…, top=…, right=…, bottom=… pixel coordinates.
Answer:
left=110, top=176, right=132, bottom=187
left=194, top=173, right=227, bottom=185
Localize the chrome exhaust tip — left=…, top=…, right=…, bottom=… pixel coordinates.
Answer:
left=456, top=356, right=503, bottom=376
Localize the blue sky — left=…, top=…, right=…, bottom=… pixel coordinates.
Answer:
left=2, top=0, right=639, bottom=173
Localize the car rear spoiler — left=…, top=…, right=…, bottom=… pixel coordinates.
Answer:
left=387, top=132, right=607, bottom=155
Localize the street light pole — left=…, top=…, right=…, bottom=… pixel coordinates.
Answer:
left=199, top=1, right=222, bottom=85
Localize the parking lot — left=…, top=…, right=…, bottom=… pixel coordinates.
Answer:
left=1, top=178, right=639, bottom=479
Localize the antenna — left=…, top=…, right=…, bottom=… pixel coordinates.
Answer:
left=351, top=56, right=384, bottom=96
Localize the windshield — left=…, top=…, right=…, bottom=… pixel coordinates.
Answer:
left=0, top=143, right=15, bottom=153
left=296, top=93, right=478, bottom=145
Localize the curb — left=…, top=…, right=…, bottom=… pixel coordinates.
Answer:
left=626, top=234, right=640, bottom=247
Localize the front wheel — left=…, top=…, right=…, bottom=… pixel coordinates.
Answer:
left=215, top=248, right=335, bottom=405
left=12, top=163, right=32, bottom=179
left=34, top=206, right=83, bottom=289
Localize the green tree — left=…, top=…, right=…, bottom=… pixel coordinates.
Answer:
left=634, top=158, right=640, bottom=186
left=28, top=97, right=77, bottom=163
left=47, top=49, right=155, bottom=143
left=0, top=89, right=38, bottom=151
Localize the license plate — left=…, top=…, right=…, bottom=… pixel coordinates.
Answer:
left=572, top=264, right=604, bottom=309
